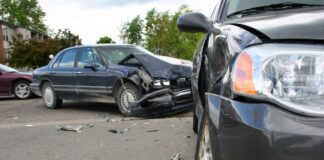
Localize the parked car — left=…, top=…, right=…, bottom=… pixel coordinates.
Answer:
left=0, top=64, right=33, bottom=99
left=31, top=45, right=192, bottom=117
left=178, top=0, right=324, bottom=159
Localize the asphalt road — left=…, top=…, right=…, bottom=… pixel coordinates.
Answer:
left=0, top=97, right=196, bottom=160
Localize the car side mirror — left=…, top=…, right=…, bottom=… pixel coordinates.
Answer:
left=84, top=63, right=98, bottom=71
left=177, top=12, right=215, bottom=33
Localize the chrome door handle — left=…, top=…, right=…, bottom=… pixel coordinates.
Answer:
left=48, top=71, right=56, bottom=74
left=74, top=72, right=83, bottom=74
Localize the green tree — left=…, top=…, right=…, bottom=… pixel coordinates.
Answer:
left=54, top=29, right=82, bottom=50
left=97, top=36, right=115, bottom=44
left=120, top=15, right=143, bottom=45
left=9, top=29, right=82, bottom=69
left=120, top=5, right=202, bottom=60
left=0, top=0, right=47, bottom=33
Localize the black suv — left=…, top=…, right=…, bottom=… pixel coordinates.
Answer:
left=178, top=0, right=324, bottom=159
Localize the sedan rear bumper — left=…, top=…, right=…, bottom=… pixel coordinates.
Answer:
left=206, top=93, right=324, bottom=160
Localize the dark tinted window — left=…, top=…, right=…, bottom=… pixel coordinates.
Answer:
left=58, top=49, right=77, bottom=68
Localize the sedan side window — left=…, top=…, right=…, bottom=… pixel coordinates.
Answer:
left=58, top=49, right=77, bottom=68
left=77, top=48, right=104, bottom=68
left=52, top=55, right=62, bottom=68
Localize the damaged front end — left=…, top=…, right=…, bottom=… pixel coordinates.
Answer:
left=119, top=54, right=193, bottom=117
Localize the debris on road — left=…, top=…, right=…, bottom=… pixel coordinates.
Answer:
left=146, top=130, right=159, bottom=133
left=57, top=124, right=94, bottom=133
left=185, top=136, right=191, bottom=139
left=108, top=128, right=130, bottom=134
left=171, top=152, right=181, bottom=160
left=106, top=118, right=117, bottom=122
left=85, top=124, right=94, bottom=128
left=57, top=125, right=83, bottom=133
left=108, top=129, right=118, bottom=134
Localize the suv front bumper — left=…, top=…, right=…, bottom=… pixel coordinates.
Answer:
left=206, top=93, right=324, bottom=160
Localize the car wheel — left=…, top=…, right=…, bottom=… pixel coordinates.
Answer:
left=14, top=81, right=32, bottom=99
left=116, top=82, right=141, bottom=117
left=42, top=82, right=62, bottom=109
left=195, top=112, right=213, bottom=160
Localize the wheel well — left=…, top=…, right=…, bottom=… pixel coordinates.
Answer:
left=12, top=78, right=31, bottom=92
left=39, top=80, right=50, bottom=93
left=112, top=78, right=138, bottom=98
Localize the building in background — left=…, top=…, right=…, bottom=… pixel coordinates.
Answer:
left=0, top=20, right=47, bottom=64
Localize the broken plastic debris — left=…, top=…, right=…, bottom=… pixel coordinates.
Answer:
left=171, top=152, right=181, bottom=160
left=108, top=129, right=118, bottom=134
left=108, top=129, right=129, bottom=134
left=146, top=130, right=159, bottom=133
left=57, top=125, right=83, bottom=133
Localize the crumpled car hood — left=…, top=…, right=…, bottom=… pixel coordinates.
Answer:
left=132, top=53, right=192, bottom=79
left=226, top=9, right=324, bottom=41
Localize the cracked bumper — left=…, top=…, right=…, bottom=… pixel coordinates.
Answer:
left=129, top=89, right=193, bottom=117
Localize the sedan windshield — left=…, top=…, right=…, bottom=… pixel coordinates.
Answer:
left=226, top=0, right=324, bottom=18
left=95, top=46, right=154, bottom=64
left=0, top=64, right=18, bottom=73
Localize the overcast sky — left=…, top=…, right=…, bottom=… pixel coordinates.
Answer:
left=38, top=0, right=217, bottom=44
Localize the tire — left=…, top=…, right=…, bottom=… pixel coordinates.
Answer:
left=42, top=82, right=62, bottom=109
left=195, top=112, right=213, bottom=160
left=116, top=82, right=142, bottom=117
left=14, top=80, right=32, bottom=99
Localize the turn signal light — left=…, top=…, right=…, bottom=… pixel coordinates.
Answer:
left=233, top=52, right=257, bottom=95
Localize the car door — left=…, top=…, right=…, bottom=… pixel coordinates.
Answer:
left=49, top=48, right=78, bottom=99
left=74, top=47, right=110, bottom=102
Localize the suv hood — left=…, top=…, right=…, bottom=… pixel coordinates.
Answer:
left=132, top=54, right=192, bottom=79
left=227, top=9, right=324, bottom=41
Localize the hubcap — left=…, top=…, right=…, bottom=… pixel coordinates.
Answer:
left=198, top=120, right=213, bottom=160
left=120, top=89, right=137, bottom=112
left=15, top=83, right=30, bottom=98
left=43, top=87, right=54, bottom=107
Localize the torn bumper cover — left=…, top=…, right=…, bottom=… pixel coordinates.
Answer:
left=129, top=88, right=192, bottom=117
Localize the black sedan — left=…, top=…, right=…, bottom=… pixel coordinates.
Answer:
left=31, top=45, right=192, bottom=117
left=178, top=0, right=324, bottom=159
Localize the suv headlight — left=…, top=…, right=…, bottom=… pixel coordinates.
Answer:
left=233, top=44, right=324, bottom=117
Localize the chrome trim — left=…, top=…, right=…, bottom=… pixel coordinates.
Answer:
left=233, top=43, right=324, bottom=117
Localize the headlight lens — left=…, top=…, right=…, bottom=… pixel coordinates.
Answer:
left=263, top=55, right=324, bottom=101
left=233, top=44, right=324, bottom=117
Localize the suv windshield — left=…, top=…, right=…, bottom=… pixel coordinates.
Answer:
left=226, top=0, right=324, bottom=18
